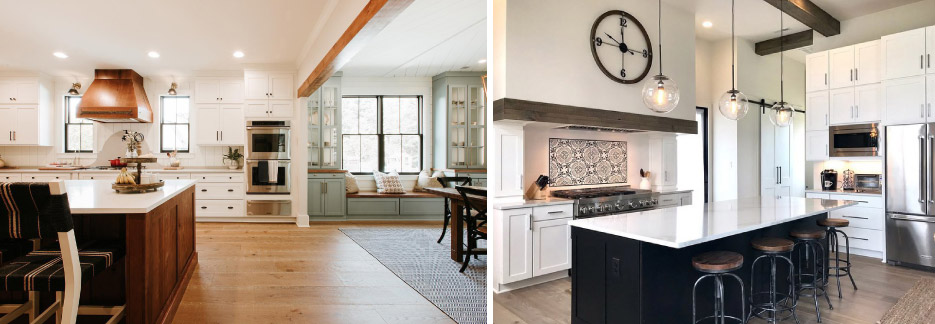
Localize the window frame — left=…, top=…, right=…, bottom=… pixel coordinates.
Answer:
left=342, top=95, right=423, bottom=175
left=159, top=95, right=191, bottom=153
left=64, top=95, right=93, bottom=153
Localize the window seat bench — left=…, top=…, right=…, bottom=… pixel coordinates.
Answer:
left=346, top=191, right=445, bottom=220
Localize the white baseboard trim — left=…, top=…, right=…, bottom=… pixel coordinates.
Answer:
left=841, top=247, right=883, bottom=260
left=296, top=214, right=310, bottom=227
left=196, top=216, right=295, bottom=223
left=493, top=270, right=568, bottom=294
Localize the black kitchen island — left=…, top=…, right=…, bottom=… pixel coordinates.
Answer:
left=568, top=197, right=857, bottom=324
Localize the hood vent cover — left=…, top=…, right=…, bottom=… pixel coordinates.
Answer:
left=77, top=69, right=153, bottom=123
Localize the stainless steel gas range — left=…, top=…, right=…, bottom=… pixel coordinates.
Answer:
left=551, top=186, right=660, bottom=219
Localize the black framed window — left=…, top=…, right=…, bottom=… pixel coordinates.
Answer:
left=64, top=96, right=93, bottom=153
left=160, top=96, right=190, bottom=153
left=342, top=95, right=422, bottom=174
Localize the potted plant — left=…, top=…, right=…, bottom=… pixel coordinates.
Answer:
left=222, top=147, right=243, bottom=170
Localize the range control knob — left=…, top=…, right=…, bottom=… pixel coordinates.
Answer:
left=579, top=207, right=589, bottom=214
left=615, top=203, right=623, bottom=210
left=629, top=201, right=639, bottom=208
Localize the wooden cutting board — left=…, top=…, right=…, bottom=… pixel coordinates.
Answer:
left=38, top=166, right=86, bottom=170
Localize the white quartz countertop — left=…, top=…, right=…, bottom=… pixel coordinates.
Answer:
left=0, top=167, right=241, bottom=173
left=492, top=197, right=574, bottom=210
left=65, top=180, right=197, bottom=214
left=805, top=189, right=882, bottom=197
left=568, top=197, right=859, bottom=249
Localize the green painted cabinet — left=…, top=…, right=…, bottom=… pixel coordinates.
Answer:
left=432, top=72, right=487, bottom=170
left=308, top=74, right=342, bottom=169
left=308, top=173, right=346, bottom=217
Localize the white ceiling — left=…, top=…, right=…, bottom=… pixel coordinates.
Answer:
left=0, top=0, right=346, bottom=78
left=339, top=0, right=486, bottom=77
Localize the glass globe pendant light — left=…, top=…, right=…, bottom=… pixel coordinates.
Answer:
left=718, top=0, right=749, bottom=120
left=642, top=0, right=679, bottom=113
left=769, top=0, right=794, bottom=127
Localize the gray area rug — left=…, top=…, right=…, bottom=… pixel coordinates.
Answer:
left=340, top=228, right=486, bottom=324
left=878, top=278, right=935, bottom=324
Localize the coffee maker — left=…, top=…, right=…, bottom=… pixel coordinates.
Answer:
left=820, top=169, right=838, bottom=190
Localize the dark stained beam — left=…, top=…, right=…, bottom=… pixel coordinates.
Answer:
left=492, top=98, right=697, bottom=134
left=755, top=29, right=814, bottom=56
left=297, top=0, right=414, bottom=98
left=762, top=0, right=840, bottom=36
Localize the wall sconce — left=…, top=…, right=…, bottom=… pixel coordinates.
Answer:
left=68, top=82, right=81, bottom=95
left=167, top=82, right=178, bottom=95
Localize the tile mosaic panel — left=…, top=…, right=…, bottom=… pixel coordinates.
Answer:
left=549, top=138, right=627, bottom=187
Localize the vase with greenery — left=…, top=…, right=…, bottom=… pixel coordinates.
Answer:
left=222, top=147, right=243, bottom=170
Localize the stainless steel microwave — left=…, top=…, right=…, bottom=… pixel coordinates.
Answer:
left=830, top=123, right=880, bottom=157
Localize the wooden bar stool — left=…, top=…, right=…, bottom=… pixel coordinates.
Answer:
left=791, top=228, right=833, bottom=323
left=817, top=218, right=857, bottom=298
left=691, top=251, right=745, bottom=324
left=748, top=237, right=799, bottom=324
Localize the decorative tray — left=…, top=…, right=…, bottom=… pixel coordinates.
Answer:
left=112, top=182, right=164, bottom=193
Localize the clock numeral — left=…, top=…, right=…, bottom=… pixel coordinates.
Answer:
left=619, top=17, right=628, bottom=27
left=642, top=49, right=649, bottom=58
left=620, top=68, right=627, bottom=78
left=594, top=37, right=603, bottom=46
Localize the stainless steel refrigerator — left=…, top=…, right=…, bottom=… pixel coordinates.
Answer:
left=886, top=123, right=935, bottom=268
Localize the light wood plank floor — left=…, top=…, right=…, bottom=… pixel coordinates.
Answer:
left=172, top=222, right=456, bottom=324
left=493, top=254, right=935, bottom=324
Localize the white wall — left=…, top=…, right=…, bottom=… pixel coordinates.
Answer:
left=809, top=0, right=935, bottom=53
left=706, top=38, right=739, bottom=201
left=499, top=0, right=696, bottom=121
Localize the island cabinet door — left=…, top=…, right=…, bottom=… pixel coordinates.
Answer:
left=500, top=208, right=533, bottom=283
left=532, top=218, right=571, bottom=276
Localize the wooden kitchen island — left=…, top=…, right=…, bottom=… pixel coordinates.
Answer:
left=64, top=179, right=198, bottom=324
left=567, top=197, right=857, bottom=324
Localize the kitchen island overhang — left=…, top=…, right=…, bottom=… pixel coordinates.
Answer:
left=567, top=197, right=858, bottom=324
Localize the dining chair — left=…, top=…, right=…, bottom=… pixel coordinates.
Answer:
left=455, top=185, right=486, bottom=272
left=0, top=181, right=126, bottom=324
left=436, top=176, right=472, bottom=243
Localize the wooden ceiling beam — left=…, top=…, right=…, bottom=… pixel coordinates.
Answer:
left=762, top=0, right=840, bottom=37
left=296, top=0, right=414, bottom=98
left=755, top=29, right=814, bottom=56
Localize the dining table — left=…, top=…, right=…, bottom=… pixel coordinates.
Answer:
left=423, top=186, right=487, bottom=261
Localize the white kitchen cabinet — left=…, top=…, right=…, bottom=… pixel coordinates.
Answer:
left=0, top=174, right=21, bottom=182
left=498, top=207, right=533, bottom=283
left=928, top=26, right=935, bottom=74
left=0, top=106, right=43, bottom=145
left=78, top=173, right=118, bottom=182
left=830, top=85, right=882, bottom=124
left=806, top=51, right=829, bottom=93
left=806, top=91, right=829, bottom=131
left=196, top=103, right=244, bottom=145
left=195, top=78, right=244, bottom=104
left=187, top=172, right=246, bottom=219
left=928, top=75, right=935, bottom=117
left=805, top=131, right=829, bottom=161
left=829, top=46, right=856, bottom=89
left=855, top=40, right=881, bottom=85
left=882, top=28, right=926, bottom=80
left=21, top=173, right=71, bottom=182
left=0, top=77, right=52, bottom=146
left=762, top=112, right=791, bottom=197
left=244, top=71, right=294, bottom=100
left=0, top=79, right=39, bottom=104
left=805, top=192, right=830, bottom=199
left=647, top=135, right=677, bottom=189
left=493, top=123, right=524, bottom=198
left=244, top=100, right=293, bottom=118
left=825, top=192, right=885, bottom=256
left=658, top=192, right=693, bottom=208
left=829, top=88, right=855, bottom=124
left=883, top=76, right=927, bottom=125
left=532, top=218, right=571, bottom=276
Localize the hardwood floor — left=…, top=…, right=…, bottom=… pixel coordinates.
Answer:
left=172, top=222, right=456, bottom=324
left=493, top=254, right=935, bottom=324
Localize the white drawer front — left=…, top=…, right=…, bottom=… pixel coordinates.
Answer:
left=78, top=173, right=118, bottom=181
left=192, top=173, right=244, bottom=183
left=0, top=174, right=21, bottom=182
left=657, top=194, right=680, bottom=207
left=531, top=204, right=574, bottom=222
left=196, top=199, right=244, bottom=217
left=196, top=183, right=243, bottom=199
left=829, top=206, right=884, bottom=230
left=836, top=227, right=883, bottom=252
left=21, top=173, right=71, bottom=182
left=828, top=194, right=882, bottom=209
left=806, top=192, right=830, bottom=199
left=155, top=173, right=191, bottom=181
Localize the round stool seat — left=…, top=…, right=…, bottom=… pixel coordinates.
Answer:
left=818, top=218, right=850, bottom=227
left=751, top=237, right=794, bottom=253
left=692, top=251, right=743, bottom=273
left=790, top=228, right=827, bottom=240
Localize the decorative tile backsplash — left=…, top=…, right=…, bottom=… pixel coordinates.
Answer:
left=549, top=138, right=627, bottom=187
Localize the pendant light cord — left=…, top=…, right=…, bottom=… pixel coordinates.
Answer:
left=658, top=0, right=663, bottom=75
left=731, top=0, right=735, bottom=90
left=779, top=0, right=784, bottom=103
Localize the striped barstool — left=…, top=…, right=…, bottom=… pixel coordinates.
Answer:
left=748, top=237, right=799, bottom=323
left=791, top=228, right=833, bottom=323
left=692, top=251, right=745, bottom=324
left=818, top=218, right=857, bottom=298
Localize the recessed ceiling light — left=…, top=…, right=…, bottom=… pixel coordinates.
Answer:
left=478, top=59, right=487, bottom=64
left=702, top=21, right=713, bottom=28
left=148, top=51, right=160, bottom=58
left=233, top=51, right=245, bottom=58
left=53, top=52, right=68, bottom=59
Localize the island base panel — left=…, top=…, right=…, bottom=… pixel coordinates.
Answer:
left=571, top=213, right=828, bottom=324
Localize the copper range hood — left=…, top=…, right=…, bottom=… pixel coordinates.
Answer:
left=77, top=69, right=153, bottom=123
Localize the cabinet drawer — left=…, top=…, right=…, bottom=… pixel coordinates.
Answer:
left=78, top=173, right=118, bottom=181
left=828, top=194, right=883, bottom=209
left=531, top=204, right=573, bottom=222
left=657, top=194, right=680, bottom=208
left=829, top=206, right=883, bottom=230
left=196, top=199, right=244, bottom=217
left=196, top=183, right=243, bottom=199
left=21, top=173, right=71, bottom=182
left=347, top=198, right=400, bottom=216
left=806, top=192, right=831, bottom=199
left=399, top=198, right=444, bottom=215
left=192, top=173, right=244, bottom=183
left=155, top=173, right=191, bottom=181
left=0, top=174, right=21, bottom=182
left=836, top=227, right=883, bottom=252
left=308, top=173, right=344, bottom=179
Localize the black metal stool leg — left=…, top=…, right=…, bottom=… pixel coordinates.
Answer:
left=840, top=230, right=858, bottom=291
left=437, top=198, right=451, bottom=243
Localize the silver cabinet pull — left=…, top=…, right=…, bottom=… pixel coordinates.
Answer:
left=842, top=215, right=869, bottom=220
left=547, top=210, right=564, bottom=214
left=323, top=182, right=327, bottom=194
left=851, top=237, right=869, bottom=241
left=855, top=68, right=858, bottom=80
left=850, top=69, right=853, bottom=81
left=825, top=73, right=828, bottom=85
left=922, top=136, right=927, bottom=203
left=528, top=213, right=533, bottom=231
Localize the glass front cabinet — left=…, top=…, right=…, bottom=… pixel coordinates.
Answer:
left=433, top=72, right=486, bottom=170
left=308, top=76, right=341, bottom=169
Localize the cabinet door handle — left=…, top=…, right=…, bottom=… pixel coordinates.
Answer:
left=227, top=189, right=234, bottom=192
left=824, top=73, right=828, bottom=85
left=528, top=213, right=533, bottom=231
left=228, top=206, right=234, bottom=210
left=201, top=206, right=207, bottom=209
left=323, top=182, right=327, bottom=194
left=850, top=69, right=853, bottom=81
left=547, top=210, right=565, bottom=214
left=842, top=215, right=869, bottom=220
left=12, top=131, right=15, bottom=141
left=855, top=68, right=858, bottom=80
left=855, top=105, right=859, bottom=118
left=851, top=237, right=869, bottom=241
left=220, top=131, right=223, bottom=141
left=201, top=189, right=207, bottom=192
left=216, top=131, right=219, bottom=141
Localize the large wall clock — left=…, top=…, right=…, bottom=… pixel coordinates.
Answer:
left=590, top=10, right=653, bottom=84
